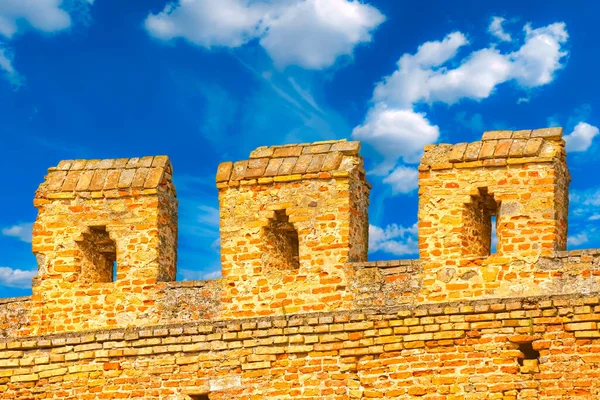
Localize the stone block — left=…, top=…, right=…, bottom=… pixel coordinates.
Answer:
left=216, top=162, right=233, bottom=182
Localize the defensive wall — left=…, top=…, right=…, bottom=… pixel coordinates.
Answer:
left=1, top=127, right=600, bottom=399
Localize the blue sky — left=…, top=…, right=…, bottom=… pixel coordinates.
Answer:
left=1, top=0, right=599, bottom=298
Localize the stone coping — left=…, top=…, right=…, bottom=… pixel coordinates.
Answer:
left=216, top=139, right=364, bottom=183
left=420, top=127, right=565, bottom=170
left=36, top=156, right=173, bottom=195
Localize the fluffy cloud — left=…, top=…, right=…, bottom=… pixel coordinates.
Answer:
left=260, top=0, right=384, bottom=69
left=511, top=23, right=569, bottom=87
left=353, top=20, right=569, bottom=194
left=0, top=266, right=35, bottom=289
left=371, top=23, right=568, bottom=109
left=353, top=107, right=439, bottom=164
left=488, top=16, right=511, bottom=42
left=371, top=31, right=469, bottom=109
left=145, top=0, right=266, bottom=48
left=145, top=0, right=385, bottom=69
left=369, top=222, right=418, bottom=256
left=1, top=222, right=33, bottom=243
left=564, top=122, right=600, bottom=152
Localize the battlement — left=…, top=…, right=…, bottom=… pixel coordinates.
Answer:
left=3, top=128, right=600, bottom=399
left=0, top=128, right=584, bottom=334
left=1, top=128, right=585, bottom=328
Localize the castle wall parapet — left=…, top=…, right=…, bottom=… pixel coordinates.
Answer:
left=3, top=127, right=600, bottom=399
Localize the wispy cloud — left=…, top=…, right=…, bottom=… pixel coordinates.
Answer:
left=2, top=222, right=32, bottom=243
left=232, top=52, right=351, bottom=145
left=568, top=232, right=589, bottom=247
left=180, top=268, right=222, bottom=281
left=0, top=46, right=22, bottom=87
left=196, top=205, right=220, bottom=228
left=173, top=174, right=223, bottom=281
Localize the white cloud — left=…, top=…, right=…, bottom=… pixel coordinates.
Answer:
left=145, top=0, right=266, bottom=48
left=568, top=232, right=589, bottom=247
left=259, top=0, right=385, bottom=69
left=372, top=23, right=568, bottom=109
left=353, top=20, right=569, bottom=194
left=382, top=165, right=419, bottom=194
left=488, top=16, right=511, bottom=42
left=510, top=23, right=569, bottom=87
left=0, top=266, right=35, bottom=289
left=145, top=0, right=385, bottom=69
left=371, top=31, right=469, bottom=109
left=564, top=122, right=600, bottom=152
left=353, top=107, right=439, bottom=164
left=1, top=222, right=33, bottom=243
left=369, top=222, right=418, bottom=256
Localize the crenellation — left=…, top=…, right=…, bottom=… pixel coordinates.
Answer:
left=2, top=129, right=600, bottom=398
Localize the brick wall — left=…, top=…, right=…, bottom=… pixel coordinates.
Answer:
left=2, top=294, right=600, bottom=399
